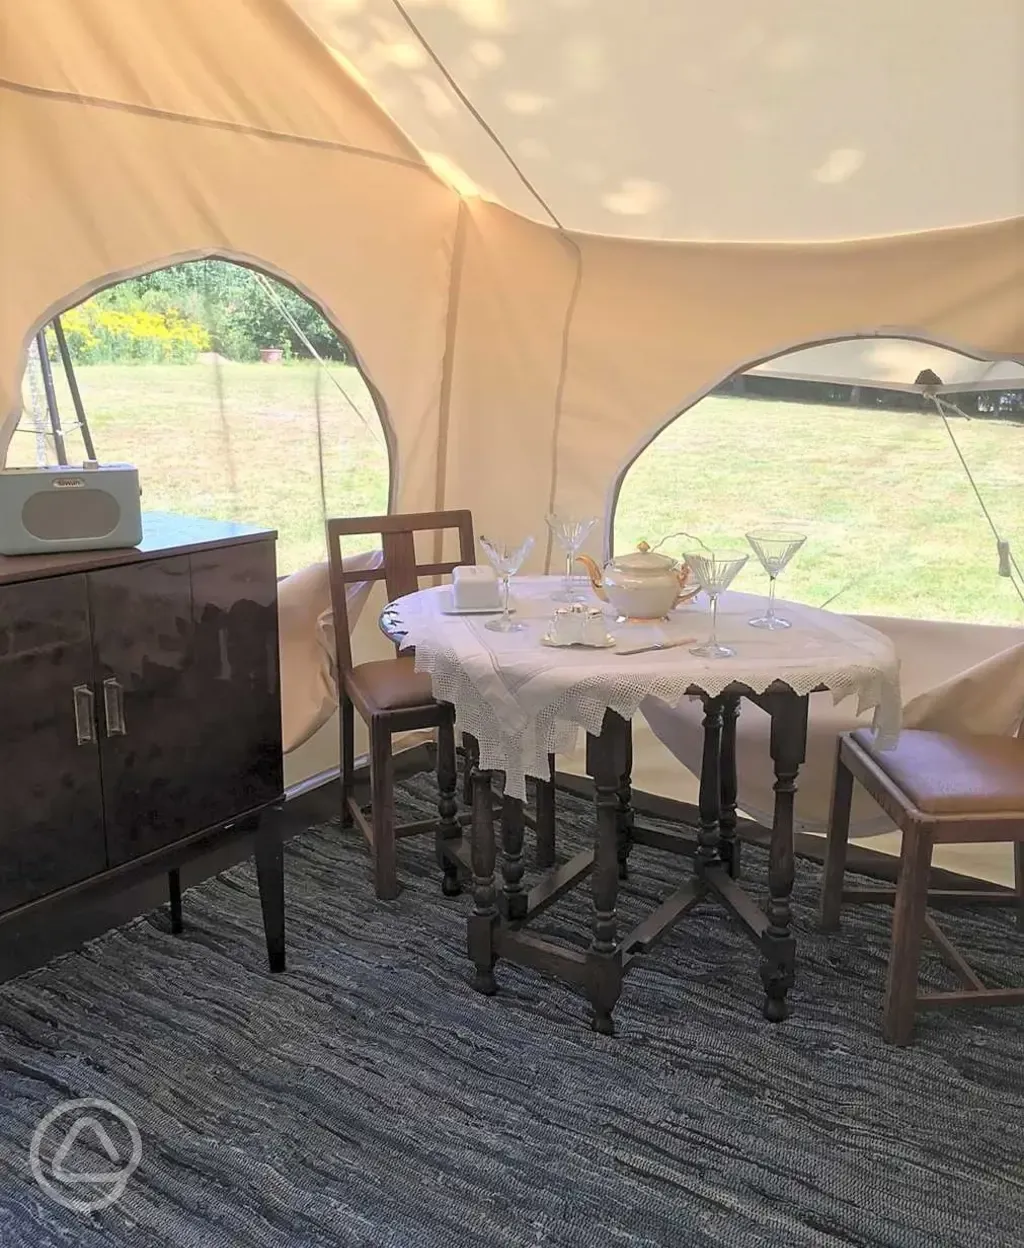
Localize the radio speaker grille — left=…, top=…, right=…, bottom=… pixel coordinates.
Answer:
left=22, top=490, right=121, bottom=540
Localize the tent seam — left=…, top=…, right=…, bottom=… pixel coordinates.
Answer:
left=434, top=201, right=468, bottom=522
left=383, top=3, right=585, bottom=568
left=544, top=237, right=584, bottom=569
left=388, top=0, right=562, bottom=231
left=0, top=78, right=431, bottom=172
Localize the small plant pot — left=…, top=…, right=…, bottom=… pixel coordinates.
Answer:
left=259, top=347, right=284, bottom=363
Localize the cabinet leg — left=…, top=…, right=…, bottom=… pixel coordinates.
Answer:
left=168, top=869, right=183, bottom=934
left=254, top=817, right=286, bottom=973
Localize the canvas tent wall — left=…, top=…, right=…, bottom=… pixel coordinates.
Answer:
left=1, top=0, right=1022, bottom=790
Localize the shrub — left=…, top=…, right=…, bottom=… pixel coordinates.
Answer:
left=56, top=259, right=348, bottom=365
left=59, top=300, right=210, bottom=364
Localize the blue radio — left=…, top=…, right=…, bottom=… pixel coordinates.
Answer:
left=0, top=462, right=143, bottom=555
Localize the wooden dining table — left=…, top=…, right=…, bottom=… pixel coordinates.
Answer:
left=380, top=577, right=901, bottom=1034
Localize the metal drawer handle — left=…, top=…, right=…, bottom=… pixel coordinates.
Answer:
left=102, top=677, right=127, bottom=737
left=73, top=684, right=95, bottom=745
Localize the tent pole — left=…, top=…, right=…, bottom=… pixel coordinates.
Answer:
left=51, top=315, right=96, bottom=461
left=34, top=330, right=68, bottom=466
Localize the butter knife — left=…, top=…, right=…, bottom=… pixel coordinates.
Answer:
left=614, top=636, right=695, bottom=656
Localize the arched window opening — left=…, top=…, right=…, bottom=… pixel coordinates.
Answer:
left=13, top=259, right=390, bottom=574
left=614, top=338, right=1024, bottom=624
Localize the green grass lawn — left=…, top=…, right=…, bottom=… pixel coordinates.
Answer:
left=617, top=393, right=1024, bottom=625
left=13, top=362, right=1024, bottom=624
left=14, top=360, right=389, bottom=575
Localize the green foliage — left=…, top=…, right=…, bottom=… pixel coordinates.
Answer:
left=62, top=260, right=347, bottom=365
left=58, top=300, right=209, bottom=364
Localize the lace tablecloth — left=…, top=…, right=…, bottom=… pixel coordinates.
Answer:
left=389, top=577, right=902, bottom=801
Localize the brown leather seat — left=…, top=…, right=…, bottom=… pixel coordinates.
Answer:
left=824, top=728, right=1024, bottom=1046
left=851, top=727, right=1024, bottom=814
left=345, top=657, right=435, bottom=716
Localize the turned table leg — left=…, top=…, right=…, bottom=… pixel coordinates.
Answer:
left=759, top=692, right=808, bottom=1022
left=468, top=762, right=498, bottom=995
left=718, top=695, right=741, bottom=878
left=585, top=711, right=628, bottom=1036
left=535, top=753, right=557, bottom=870
left=695, top=697, right=725, bottom=877
left=500, top=790, right=528, bottom=922
left=616, top=718, right=634, bottom=881
left=436, top=713, right=462, bottom=897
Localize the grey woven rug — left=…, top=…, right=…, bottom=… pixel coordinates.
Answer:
left=1, top=774, right=1023, bottom=1248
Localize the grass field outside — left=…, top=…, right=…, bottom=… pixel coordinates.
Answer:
left=14, top=360, right=389, bottom=575
left=14, top=361, right=1024, bottom=625
left=615, top=393, right=1024, bottom=625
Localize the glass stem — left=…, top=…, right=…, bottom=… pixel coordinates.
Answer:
left=565, top=550, right=574, bottom=597
left=503, top=574, right=511, bottom=621
left=709, top=593, right=719, bottom=647
left=767, top=575, right=777, bottom=620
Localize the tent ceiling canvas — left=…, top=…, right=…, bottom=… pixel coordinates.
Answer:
left=291, top=0, right=1024, bottom=241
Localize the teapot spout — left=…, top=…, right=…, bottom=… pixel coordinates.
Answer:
left=574, top=553, right=607, bottom=601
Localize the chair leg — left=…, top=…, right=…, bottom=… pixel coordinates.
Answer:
left=369, top=719, right=398, bottom=900
left=1014, top=842, right=1024, bottom=932
left=340, top=691, right=356, bottom=828
left=882, top=823, right=933, bottom=1046
left=437, top=714, right=462, bottom=897
left=820, top=740, right=854, bottom=931
left=535, top=753, right=557, bottom=870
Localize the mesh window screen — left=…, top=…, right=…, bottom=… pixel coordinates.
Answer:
left=13, top=260, right=390, bottom=575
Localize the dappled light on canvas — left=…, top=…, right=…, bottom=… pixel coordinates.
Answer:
left=288, top=0, right=1023, bottom=241
left=602, top=178, right=669, bottom=218
left=813, top=148, right=865, bottom=185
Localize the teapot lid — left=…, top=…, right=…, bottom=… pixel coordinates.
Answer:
left=611, top=540, right=677, bottom=573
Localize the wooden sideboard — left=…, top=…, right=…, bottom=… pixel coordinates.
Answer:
left=0, top=513, right=286, bottom=971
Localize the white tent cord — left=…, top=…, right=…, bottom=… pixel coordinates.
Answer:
left=931, top=392, right=1024, bottom=607
left=250, top=271, right=386, bottom=449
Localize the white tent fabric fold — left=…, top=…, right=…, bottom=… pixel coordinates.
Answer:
left=750, top=340, right=1024, bottom=394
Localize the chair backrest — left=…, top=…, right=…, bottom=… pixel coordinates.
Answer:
left=326, top=510, right=475, bottom=671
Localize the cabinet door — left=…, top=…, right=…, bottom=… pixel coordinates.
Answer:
left=0, top=575, right=106, bottom=910
left=89, top=555, right=198, bottom=866
left=189, top=540, right=283, bottom=829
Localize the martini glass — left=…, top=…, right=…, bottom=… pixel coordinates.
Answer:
left=684, top=550, right=749, bottom=658
left=546, top=513, right=598, bottom=602
left=746, top=529, right=807, bottom=630
left=480, top=534, right=534, bottom=632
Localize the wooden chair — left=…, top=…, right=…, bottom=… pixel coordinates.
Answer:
left=821, top=728, right=1024, bottom=1045
left=327, top=510, right=476, bottom=900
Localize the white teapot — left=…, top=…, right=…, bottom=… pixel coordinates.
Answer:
left=576, top=542, right=699, bottom=621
